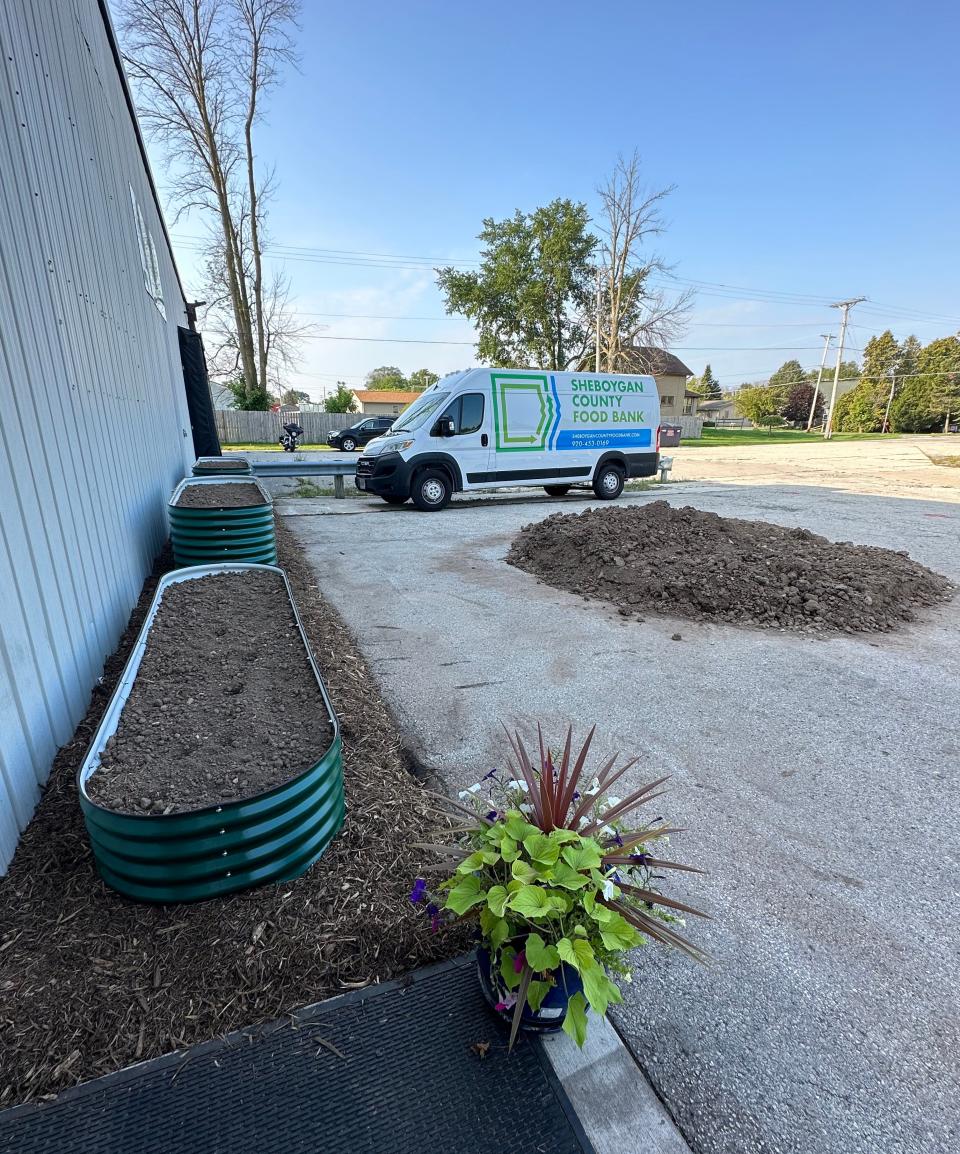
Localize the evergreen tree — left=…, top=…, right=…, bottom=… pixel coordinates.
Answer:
left=695, top=363, right=720, bottom=397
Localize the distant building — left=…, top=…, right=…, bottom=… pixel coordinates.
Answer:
left=352, top=389, right=422, bottom=416
left=612, top=347, right=695, bottom=421
left=697, top=396, right=741, bottom=424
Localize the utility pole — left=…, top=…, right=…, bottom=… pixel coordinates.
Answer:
left=882, top=369, right=896, bottom=433
left=595, top=267, right=602, bottom=373
left=823, top=297, right=865, bottom=438
left=806, top=333, right=834, bottom=430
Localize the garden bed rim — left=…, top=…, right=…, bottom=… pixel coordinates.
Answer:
left=77, top=561, right=339, bottom=821
left=169, top=474, right=273, bottom=510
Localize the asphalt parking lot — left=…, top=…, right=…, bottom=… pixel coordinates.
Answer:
left=287, top=473, right=959, bottom=1154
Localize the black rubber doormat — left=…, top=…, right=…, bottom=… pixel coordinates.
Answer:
left=0, top=954, right=593, bottom=1154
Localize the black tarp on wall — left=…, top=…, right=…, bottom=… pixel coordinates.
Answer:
left=178, top=326, right=221, bottom=457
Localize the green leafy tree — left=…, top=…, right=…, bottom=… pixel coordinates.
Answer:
left=832, top=381, right=882, bottom=432
left=437, top=198, right=596, bottom=370
left=224, top=375, right=272, bottom=411
left=896, top=334, right=922, bottom=378
left=323, top=382, right=358, bottom=414
left=888, top=377, right=941, bottom=433
left=734, top=385, right=782, bottom=427
left=767, top=360, right=807, bottom=405
left=918, top=335, right=960, bottom=431
left=281, top=388, right=310, bottom=407
left=861, top=330, right=900, bottom=383
left=408, top=368, right=440, bottom=391
left=365, top=365, right=407, bottom=390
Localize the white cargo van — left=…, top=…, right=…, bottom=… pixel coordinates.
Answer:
left=354, top=368, right=661, bottom=510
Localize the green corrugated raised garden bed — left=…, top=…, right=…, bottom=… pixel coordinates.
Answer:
left=192, top=455, right=252, bottom=476
left=169, top=476, right=276, bottom=566
left=78, top=564, right=345, bottom=903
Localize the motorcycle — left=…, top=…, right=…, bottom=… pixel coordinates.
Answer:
left=279, top=422, right=304, bottom=452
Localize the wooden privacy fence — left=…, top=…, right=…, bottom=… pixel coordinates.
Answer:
left=214, top=410, right=355, bottom=444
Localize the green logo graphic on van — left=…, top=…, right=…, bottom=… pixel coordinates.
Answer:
left=490, top=373, right=557, bottom=452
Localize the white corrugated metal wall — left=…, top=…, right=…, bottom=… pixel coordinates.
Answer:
left=0, top=0, right=193, bottom=869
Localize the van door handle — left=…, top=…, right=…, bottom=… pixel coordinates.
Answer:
left=481, top=433, right=488, bottom=447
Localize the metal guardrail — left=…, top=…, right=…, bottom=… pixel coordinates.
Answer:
left=250, top=459, right=356, bottom=497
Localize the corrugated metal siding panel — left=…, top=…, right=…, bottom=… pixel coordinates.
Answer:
left=0, top=0, right=193, bottom=870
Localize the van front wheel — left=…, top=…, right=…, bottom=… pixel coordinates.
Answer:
left=544, top=485, right=571, bottom=497
left=592, top=463, right=625, bottom=500
left=412, top=468, right=452, bottom=511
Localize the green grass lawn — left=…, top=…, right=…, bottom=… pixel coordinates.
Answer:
left=680, top=427, right=893, bottom=447
left=221, top=442, right=335, bottom=452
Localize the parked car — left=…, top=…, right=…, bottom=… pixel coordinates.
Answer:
left=328, top=416, right=395, bottom=452
left=355, top=368, right=661, bottom=510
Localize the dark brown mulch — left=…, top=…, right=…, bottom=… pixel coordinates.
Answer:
left=89, top=570, right=331, bottom=814
left=174, top=482, right=265, bottom=508
left=507, top=501, right=954, bottom=633
left=0, top=521, right=467, bottom=1107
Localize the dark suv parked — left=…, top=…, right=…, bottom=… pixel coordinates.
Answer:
left=328, top=416, right=395, bottom=452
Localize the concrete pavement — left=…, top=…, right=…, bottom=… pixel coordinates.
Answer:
left=287, top=461, right=959, bottom=1154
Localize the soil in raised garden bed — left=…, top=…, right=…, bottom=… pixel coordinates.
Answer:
left=88, top=570, right=327, bottom=814
left=173, top=482, right=265, bottom=508
left=0, top=522, right=468, bottom=1106
left=507, top=501, right=953, bottom=634
left=197, top=458, right=248, bottom=469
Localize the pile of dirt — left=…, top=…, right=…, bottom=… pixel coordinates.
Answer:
left=507, top=501, right=953, bottom=633
left=0, top=522, right=467, bottom=1106
left=89, top=570, right=329, bottom=814
left=174, top=482, right=265, bottom=508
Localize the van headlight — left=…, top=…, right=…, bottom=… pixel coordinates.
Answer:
left=387, top=438, right=414, bottom=452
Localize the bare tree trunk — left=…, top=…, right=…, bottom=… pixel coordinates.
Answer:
left=240, top=1, right=268, bottom=393
left=595, top=152, right=693, bottom=372
left=118, top=0, right=299, bottom=404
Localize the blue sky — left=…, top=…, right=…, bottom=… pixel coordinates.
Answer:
left=158, top=0, right=959, bottom=399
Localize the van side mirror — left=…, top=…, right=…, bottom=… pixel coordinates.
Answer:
left=433, top=416, right=456, bottom=437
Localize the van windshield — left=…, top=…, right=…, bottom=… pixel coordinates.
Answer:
left=389, top=391, right=450, bottom=433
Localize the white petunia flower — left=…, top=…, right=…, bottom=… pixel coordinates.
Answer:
left=606, top=796, right=622, bottom=809
left=507, top=779, right=529, bottom=793
left=602, top=879, right=617, bottom=900
left=467, top=783, right=481, bottom=793
left=519, top=802, right=533, bottom=815
left=457, top=790, right=472, bottom=802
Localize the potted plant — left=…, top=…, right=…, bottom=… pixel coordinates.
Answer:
left=412, top=726, right=708, bottom=1049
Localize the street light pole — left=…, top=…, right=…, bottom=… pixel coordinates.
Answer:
left=806, top=333, right=834, bottom=430
left=824, top=297, right=866, bottom=439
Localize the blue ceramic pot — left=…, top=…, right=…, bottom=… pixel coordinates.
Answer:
left=476, top=944, right=584, bottom=1033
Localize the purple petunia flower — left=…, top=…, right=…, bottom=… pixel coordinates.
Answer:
left=614, top=831, right=624, bottom=847
left=495, top=994, right=518, bottom=1011
left=409, top=878, right=427, bottom=904
left=513, top=949, right=526, bottom=974
left=486, top=809, right=499, bottom=822
left=426, top=902, right=440, bottom=933
left=572, top=791, right=581, bottom=801
left=631, top=852, right=648, bottom=865
left=481, top=767, right=500, bottom=781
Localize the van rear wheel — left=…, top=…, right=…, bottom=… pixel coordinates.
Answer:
left=592, top=463, right=625, bottom=500
left=412, top=468, right=452, bottom=511
left=544, top=485, right=571, bottom=496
